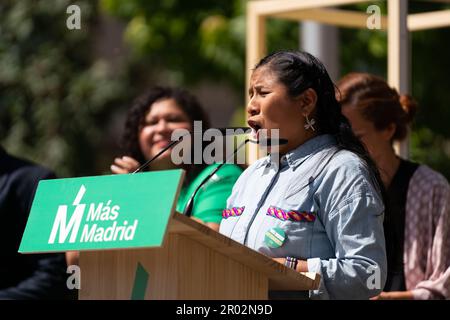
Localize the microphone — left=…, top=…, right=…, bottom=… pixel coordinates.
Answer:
left=183, top=137, right=288, bottom=218
left=132, top=127, right=251, bottom=173
left=253, top=138, right=288, bottom=147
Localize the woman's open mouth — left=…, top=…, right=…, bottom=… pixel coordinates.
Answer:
left=247, top=119, right=262, bottom=140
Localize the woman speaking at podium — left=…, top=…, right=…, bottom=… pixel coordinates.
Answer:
left=111, top=86, right=242, bottom=231
left=219, top=51, right=387, bottom=299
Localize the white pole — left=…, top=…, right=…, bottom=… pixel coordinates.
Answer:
left=300, top=22, right=339, bottom=81
left=388, top=0, right=410, bottom=158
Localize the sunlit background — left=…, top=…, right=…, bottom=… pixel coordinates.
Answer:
left=1, top=0, right=449, bottom=178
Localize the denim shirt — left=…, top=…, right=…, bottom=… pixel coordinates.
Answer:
left=219, top=134, right=387, bottom=299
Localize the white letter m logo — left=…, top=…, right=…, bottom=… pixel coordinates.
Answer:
left=48, top=185, right=86, bottom=244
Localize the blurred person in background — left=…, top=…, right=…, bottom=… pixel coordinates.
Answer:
left=338, top=73, right=450, bottom=299
left=111, top=86, right=242, bottom=231
left=68, top=87, right=243, bottom=267
left=0, top=146, right=74, bottom=299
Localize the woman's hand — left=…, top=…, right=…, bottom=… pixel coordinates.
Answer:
left=65, top=251, right=79, bottom=266
left=191, top=217, right=220, bottom=232
left=370, top=291, right=414, bottom=300
left=111, top=156, right=140, bottom=174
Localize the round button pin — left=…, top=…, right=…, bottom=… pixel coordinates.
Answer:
left=264, top=227, right=286, bottom=248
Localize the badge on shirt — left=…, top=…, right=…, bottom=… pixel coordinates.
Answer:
left=264, top=227, right=286, bottom=248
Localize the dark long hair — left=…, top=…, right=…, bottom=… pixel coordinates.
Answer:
left=255, top=50, right=385, bottom=199
left=121, top=86, right=210, bottom=180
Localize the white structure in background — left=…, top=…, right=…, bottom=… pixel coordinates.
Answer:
left=246, top=0, right=450, bottom=163
left=301, top=22, right=339, bottom=82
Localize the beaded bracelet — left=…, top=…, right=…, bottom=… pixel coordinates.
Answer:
left=285, top=256, right=298, bottom=270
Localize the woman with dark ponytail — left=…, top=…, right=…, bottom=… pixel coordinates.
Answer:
left=219, top=51, right=387, bottom=299
left=338, top=73, right=450, bottom=299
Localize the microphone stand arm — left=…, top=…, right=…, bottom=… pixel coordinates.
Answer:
left=183, top=139, right=249, bottom=217
left=132, top=138, right=185, bottom=174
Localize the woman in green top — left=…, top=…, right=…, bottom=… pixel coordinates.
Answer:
left=111, top=86, right=242, bottom=231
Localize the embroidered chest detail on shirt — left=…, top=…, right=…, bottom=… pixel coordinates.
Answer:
left=266, top=206, right=316, bottom=222
left=222, top=206, right=245, bottom=219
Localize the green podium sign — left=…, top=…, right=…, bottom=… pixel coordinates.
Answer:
left=19, top=170, right=184, bottom=253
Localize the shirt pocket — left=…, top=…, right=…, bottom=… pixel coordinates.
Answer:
left=262, top=205, right=317, bottom=258
left=219, top=206, right=245, bottom=238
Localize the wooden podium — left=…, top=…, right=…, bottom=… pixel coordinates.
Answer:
left=79, top=212, right=320, bottom=300
left=18, top=169, right=319, bottom=300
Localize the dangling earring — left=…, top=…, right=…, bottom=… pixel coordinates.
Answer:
left=304, top=114, right=316, bottom=131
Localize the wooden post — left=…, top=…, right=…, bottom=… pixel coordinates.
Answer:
left=246, top=2, right=267, bottom=164
left=388, top=0, right=410, bottom=158
left=408, top=10, right=450, bottom=32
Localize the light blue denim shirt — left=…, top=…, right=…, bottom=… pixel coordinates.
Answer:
left=219, top=134, right=387, bottom=299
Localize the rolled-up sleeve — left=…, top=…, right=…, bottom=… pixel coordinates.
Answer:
left=309, top=192, right=387, bottom=299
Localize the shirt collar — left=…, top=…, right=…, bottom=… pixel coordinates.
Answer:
left=255, top=134, right=336, bottom=170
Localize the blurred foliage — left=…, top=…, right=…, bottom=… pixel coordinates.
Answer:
left=101, top=0, right=300, bottom=92
left=101, top=0, right=245, bottom=90
left=0, top=0, right=133, bottom=177
left=411, top=128, right=450, bottom=179
left=1, top=0, right=449, bottom=179
left=103, top=0, right=450, bottom=178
